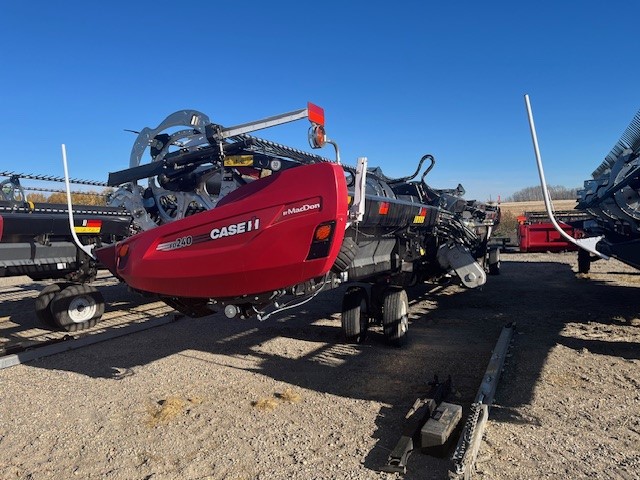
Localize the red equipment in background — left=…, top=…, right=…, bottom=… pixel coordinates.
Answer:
left=517, top=211, right=588, bottom=253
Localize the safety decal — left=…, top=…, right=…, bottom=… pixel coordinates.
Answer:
left=74, top=219, right=102, bottom=234
left=413, top=207, right=428, bottom=224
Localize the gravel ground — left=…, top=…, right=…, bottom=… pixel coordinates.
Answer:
left=0, top=252, right=638, bottom=479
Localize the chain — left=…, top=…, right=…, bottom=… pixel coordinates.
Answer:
left=22, top=186, right=108, bottom=196
left=0, top=171, right=107, bottom=187
left=451, top=402, right=483, bottom=474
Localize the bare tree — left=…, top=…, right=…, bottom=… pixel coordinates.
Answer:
left=506, top=185, right=578, bottom=202
left=46, top=191, right=107, bottom=206
left=26, top=192, right=48, bottom=203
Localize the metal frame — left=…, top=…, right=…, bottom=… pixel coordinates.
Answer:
left=0, top=314, right=178, bottom=370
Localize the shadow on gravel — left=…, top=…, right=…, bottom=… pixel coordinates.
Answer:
left=555, top=337, right=640, bottom=360
left=495, top=260, right=639, bottom=394
left=10, top=257, right=640, bottom=478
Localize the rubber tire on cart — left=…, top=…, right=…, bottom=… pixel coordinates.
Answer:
left=488, top=248, right=501, bottom=275
left=341, top=286, right=369, bottom=344
left=382, top=287, right=409, bottom=347
left=578, top=248, right=591, bottom=274
left=49, top=284, right=105, bottom=332
left=331, top=237, right=358, bottom=273
left=35, top=282, right=73, bottom=327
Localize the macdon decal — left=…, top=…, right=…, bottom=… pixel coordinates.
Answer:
left=156, top=235, right=193, bottom=251
left=210, top=218, right=260, bottom=240
left=282, top=202, right=321, bottom=217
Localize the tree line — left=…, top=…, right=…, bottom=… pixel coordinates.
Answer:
left=505, top=185, right=578, bottom=202
left=26, top=189, right=111, bottom=206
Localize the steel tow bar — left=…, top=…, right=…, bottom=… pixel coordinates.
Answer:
left=450, top=322, right=515, bottom=479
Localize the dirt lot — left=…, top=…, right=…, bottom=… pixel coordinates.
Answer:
left=0, top=252, right=639, bottom=479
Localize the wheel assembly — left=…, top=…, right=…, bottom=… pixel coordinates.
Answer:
left=578, top=248, right=591, bottom=274
left=35, top=282, right=72, bottom=327
left=488, top=248, right=501, bottom=275
left=341, top=286, right=369, bottom=343
left=49, top=284, right=105, bottom=332
left=382, top=287, right=409, bottom=346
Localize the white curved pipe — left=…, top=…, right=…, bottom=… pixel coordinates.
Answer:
left=524, top=95, right=607, bottom=258
left=62, top=144, right=95, bottom=259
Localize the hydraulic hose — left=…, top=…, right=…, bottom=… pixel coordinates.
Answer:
left=387, top=154, right=436, bottom=184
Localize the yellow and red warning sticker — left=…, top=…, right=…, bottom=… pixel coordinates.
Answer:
left=413, top=207, right=428, bottom=224
left=74, top=219, right=102, bottom=234
left=224, top=155, right=254, bottom=167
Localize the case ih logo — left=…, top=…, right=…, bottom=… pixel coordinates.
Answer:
left=210, top=218, right=260, bottom=240
left=282, top=201, right=321, bottom=217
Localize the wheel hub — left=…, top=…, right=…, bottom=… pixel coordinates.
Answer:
left=68, top=295, right=98, bottom=323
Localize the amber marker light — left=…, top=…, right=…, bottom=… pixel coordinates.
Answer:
left=307, top=221, right=336, bottom=260
left=309, top=124, right=326, bottom=148
left=117, top=243, right=130, bottom=258
left=314, top=224, right=333, bottom=242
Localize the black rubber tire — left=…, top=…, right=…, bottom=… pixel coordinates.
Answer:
left=382, top=287, right=409, bottom=346
left=578, top=248, right=591, bottom=274
left=35, top=282, right=72, bottom=327
left=332, top=237, right=358, bottom=273
left=341, top=286, right=369, bottom=343
left=50, top=284, right=105, bottom=332
left=488, top=248, right=501, bottom=275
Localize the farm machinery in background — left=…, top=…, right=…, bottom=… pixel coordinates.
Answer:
left=0, top=172, right=131, bottom=331
left=516, top=210, right=590, bottom=253
left=83, top=103, right=500, bottom=344
left=526, top=96, right=640, bottom=274
left=574, top=108, right=640, bottom=272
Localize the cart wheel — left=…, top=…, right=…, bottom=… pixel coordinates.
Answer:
left=331, top=237, right=358, bottom=273
left=35, top=282, right=73, bottom=327
left=488, top=248, right=501, bottom=275
left=50, top=284, right=105, bottom=332
left=578, top=248, right=590, bottom=274
left=382, top=287, right=409, bottom=346
left=341, top=286, right=369, bottom=343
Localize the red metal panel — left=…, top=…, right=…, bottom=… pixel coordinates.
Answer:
left=307, top=102, right=325, bottom=126
left=95, top=162, right=348, bottom=299
left=518, top=222, right=581, bottom=252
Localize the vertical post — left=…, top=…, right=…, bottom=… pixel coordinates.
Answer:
left=350, top=157, right=367, bottom=222
left=61, top=144, right=95, bottom=258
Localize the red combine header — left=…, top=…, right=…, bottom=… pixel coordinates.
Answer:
left=55, top=103, right=500, bottom=344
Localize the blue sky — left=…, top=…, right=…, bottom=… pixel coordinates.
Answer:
left=2, top=1, right=639, bottom=202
